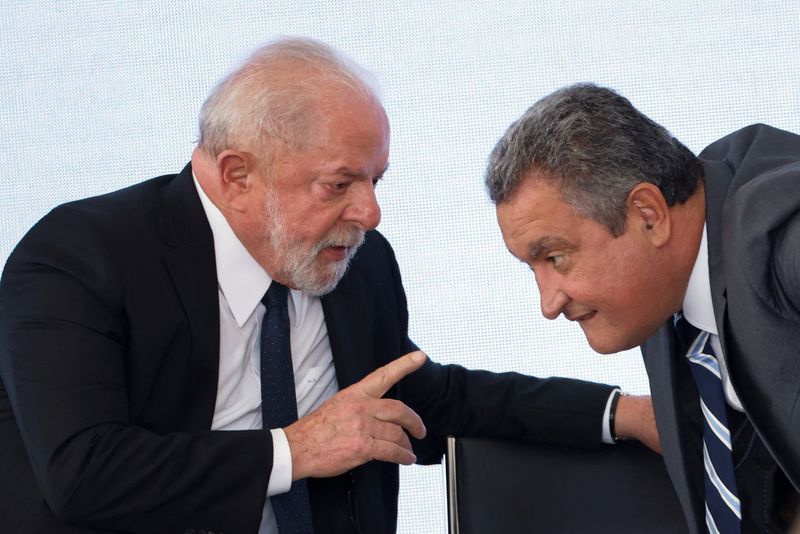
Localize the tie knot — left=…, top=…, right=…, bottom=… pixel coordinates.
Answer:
left=674, top=312, right=714, bottom=358
left=262, top=281, right=289, bottom=308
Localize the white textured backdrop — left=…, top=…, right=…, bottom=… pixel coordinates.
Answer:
left=2, top=2, right=799, bottom=532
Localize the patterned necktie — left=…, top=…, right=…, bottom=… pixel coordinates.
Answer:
left=261, top=282, right=315, bottom=534
left=674, top=313, right=741, bottom=534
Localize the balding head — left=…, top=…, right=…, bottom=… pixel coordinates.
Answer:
left=197, top=37, right=381, bottom=161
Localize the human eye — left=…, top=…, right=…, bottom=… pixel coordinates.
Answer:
left=327, top=181, right=349, bottom=193
left=547, top=254, right=565, bottom=268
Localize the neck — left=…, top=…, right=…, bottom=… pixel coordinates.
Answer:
left=669, top=185, right=707, bottom=313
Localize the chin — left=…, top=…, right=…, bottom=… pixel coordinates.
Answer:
left=584, top=330, right=637, bottom=355
left=296, top=264, right=350, bottom=296
left=587, top=340, right=620, bottom=355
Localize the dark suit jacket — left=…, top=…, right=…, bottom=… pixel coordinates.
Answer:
left=642, top=124, right=800, bottom=533
left=0, top=164, right=614, bottom=534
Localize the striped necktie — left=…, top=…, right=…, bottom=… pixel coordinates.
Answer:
left=261, top=282, right=315, bottom=534
left=674, top=313, right=741, bottom=534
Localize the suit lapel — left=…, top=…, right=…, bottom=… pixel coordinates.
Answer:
left=159, top=164, right=221, bottom=427
left=321, top=271, right=391, bottom=532
left=703, top=160, right=734, bottom=359
left=643, top=324, right=704, bottom=533
left=321, top=271, right=375, bottom=390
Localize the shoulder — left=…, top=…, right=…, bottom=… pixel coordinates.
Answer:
left=700, top=124, right=800, bottom=164
left=9, top=170, right=185, bottom=255
left=712, top=125, right=800, bottom=317
left=51, top=172, right=179, bottom=229
left=1, top=170, right=184, bottom=303
left=715, top=125, right=800, bottom=242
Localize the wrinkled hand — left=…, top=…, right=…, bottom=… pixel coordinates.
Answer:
left=615, top=395, right=661, bottom=453
left=284, top=351, right=428, bottom=480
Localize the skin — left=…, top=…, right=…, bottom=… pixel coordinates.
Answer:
left=197, top=90, right=388, bottom=294
left=496, top=170, right=704, bottom=354
left=496, top=168, right=706, bottom=451
left=287, top=350, right=428, bottom=479
left=616, top=395, right=661, bottom=452
left=192, top=80, right=426, bottom=480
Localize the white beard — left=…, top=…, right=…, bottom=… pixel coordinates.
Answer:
left=264, top=189, right=365, bottom=296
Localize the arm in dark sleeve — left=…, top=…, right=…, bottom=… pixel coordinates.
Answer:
left=0, top=206, right=269, bottom=533
left=372, top=233, right=615, bottom=465
left=402, top=362, right=615, bottom=464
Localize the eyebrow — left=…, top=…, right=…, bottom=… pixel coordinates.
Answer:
left=333, top=163, right=390, bottom=180
left=527, top=236, right=571, bottom=260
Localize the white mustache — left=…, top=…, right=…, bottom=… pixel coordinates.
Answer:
left=316, top=228, right=365, bottom=251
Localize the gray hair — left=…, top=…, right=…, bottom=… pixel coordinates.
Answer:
left=485, top=83, right=701, bottom=236
left=198, top=37, right=380, bottom=158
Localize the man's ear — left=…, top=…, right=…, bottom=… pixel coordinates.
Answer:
left=216, top=150, right=257, bottom=211
left=626, top=183, right=671, bottom=247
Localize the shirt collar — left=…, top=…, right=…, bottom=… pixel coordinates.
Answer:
left=681, top=223, right=718, bottom=335
left=193, top=174, right=272, bottom=327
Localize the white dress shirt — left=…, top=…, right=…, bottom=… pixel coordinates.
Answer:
left=193, top=177, right=339, bottom=534
left=680, top=223, right=744, bottom=411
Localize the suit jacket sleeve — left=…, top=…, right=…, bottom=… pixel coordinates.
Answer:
left=0, top=204, right=269, bottom=533
left=369, top=234, right=616, bottom=464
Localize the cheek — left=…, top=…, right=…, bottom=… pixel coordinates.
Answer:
left=311, top=214, right=341, bottom=237
left=568, top=261, right=649, bottom=327
left=599, top=267, right=660, bottom=337
left=282, top=206, right=324, bottom=236
left=567, top=260, right=624, bottom=305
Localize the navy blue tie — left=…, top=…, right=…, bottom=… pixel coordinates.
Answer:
left=674, top=313, right=741, bottom=534
left=261, top=282, right=315, bottom=534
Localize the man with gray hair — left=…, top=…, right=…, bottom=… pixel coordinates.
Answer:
left=488, top=83, right=800, bottom=533
left=0, top=43, right=656, bottom=533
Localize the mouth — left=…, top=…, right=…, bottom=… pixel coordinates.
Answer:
left=314, top=229, right=365, bottom=263
left=567, top=311, right=596, bottom=322
left=320, top=246, right=349, bottom=261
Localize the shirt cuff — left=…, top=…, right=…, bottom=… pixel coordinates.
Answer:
left=601, top=388, right=622, bottom=444
left=267, top=428, right=293, bottom=496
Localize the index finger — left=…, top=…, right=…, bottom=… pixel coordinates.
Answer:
left=358, top=351, right=427, bottom=398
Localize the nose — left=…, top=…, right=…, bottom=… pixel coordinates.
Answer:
left=537, top=274, right=568, bottom=320
left=343, top=181, right=381, bottom=231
